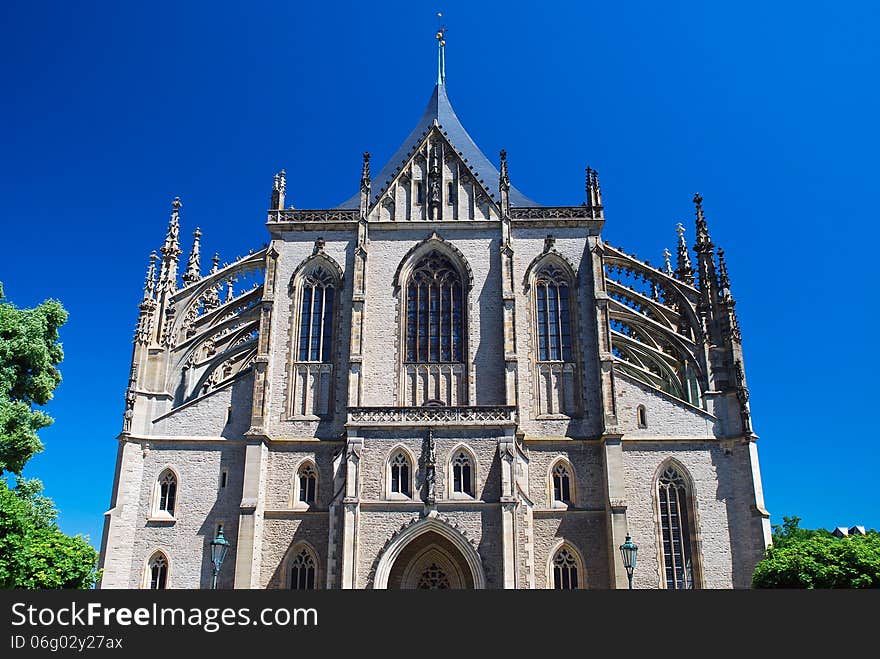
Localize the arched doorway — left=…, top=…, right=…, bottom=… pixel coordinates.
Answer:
left=388, top=531, right=472, bottom=589
left=373, top=518, right=485, bottom=589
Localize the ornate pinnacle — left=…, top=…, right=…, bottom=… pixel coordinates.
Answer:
left=160, top=197, right=182, bottom=261
left=271, top=169, right=286, bottom=210
left=674, top=223, right=695, bottom=285
left=693, top=192, right=713, bottom=253
left=142, top=251, right=158, bottom=301
left=156, top=197, right=182, bottom=295
left=211, top=252, right=220, bottom=274
left=182, top=227, right=202, bottom=285
left=499, top=149, right=510, bottom=191
left=717, top=247, right=733, bottom=300
left=361, top=152, right=371, bottom=192
left=663, top=248, right=673, bottom=276
left=586, top=168, right=602, bottom=208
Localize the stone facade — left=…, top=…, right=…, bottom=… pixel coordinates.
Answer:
left=98, top=72, right=771, bottom=590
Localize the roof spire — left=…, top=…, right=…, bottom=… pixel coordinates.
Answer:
left=183, top=227, right=202, bottom=286
left=211, top=252, right=220, bottom=274
left=271, top=169, right=286, bottom=210
left=436, top=12, right=447, bottom=86
left=674, top=223, right=695, bottom=286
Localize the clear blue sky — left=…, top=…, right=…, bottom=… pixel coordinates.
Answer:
left=1, top=0, right=878, bottom=550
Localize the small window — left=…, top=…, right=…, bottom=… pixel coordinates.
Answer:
left=452, top=451, right=474, bottom=497
left=147, top=552, right=168, bottom=590
left=637, top=405, right=648, bottom=429
left=156, top=470, right=177, bottom=517
left=298, top=464, right=317, bottom=505
left=446, top=181, right=456, bottom=205
left=219, top=470, right=228, bottom=489
left=416, top=181, right=424, bottom=205
left=552, top=463, right=572, bottom=504
left=289, top=547, right=316, bottom=590
left=553, top=547, right=579, bottom=590
left=390, top=453, right=411, bottom=497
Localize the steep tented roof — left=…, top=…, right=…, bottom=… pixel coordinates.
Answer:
left=338, top=83, right=539, bottom=209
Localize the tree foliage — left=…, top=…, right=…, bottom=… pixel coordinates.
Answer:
left=0, top=477, right=100, bottom=589
left=752, top=516, right=880, bottom=588
left=0, top=282, right=100, bottom=589
left=0, top=281, right=68, bottom=475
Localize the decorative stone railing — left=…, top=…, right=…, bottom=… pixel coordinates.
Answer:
left=347, top=406, right=517, bottom=427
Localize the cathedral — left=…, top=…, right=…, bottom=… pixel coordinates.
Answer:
left=98, top=36, right=771, bottom=590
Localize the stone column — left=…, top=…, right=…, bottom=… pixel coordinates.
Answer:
left=499, top=433, right=518, bottom=589
left=233, top=437, right=268, bottom=588
left=602, top=433, right=630, bottom=589
left=339, top=433, right=362, bottom=589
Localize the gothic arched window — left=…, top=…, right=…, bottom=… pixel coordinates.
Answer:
left=390, top=452, right=412, bottom=497
left=147, top=552, right=168, bottom=590
left=155, top=469, right=177, bottom=518
left=297, top=463, right=317, bottom=505
left=552, top=547, right=579, bottom=590
left=297, top=267, right=335, bottom=363
left=289, top=547, right=317, bottom=590
left=405, top=251, right=464, bottom=364
left=657, top=465, right=697, bottom=589
left=534, top=265, right=573, bottom=362
left=451, top=450, right=474, bottom=497
left=552, top=462, right=572, bottom=505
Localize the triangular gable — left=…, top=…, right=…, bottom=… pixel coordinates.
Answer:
left=364, top=124, right=503, bottom=222
left=338, top=84, right=539, bottom=210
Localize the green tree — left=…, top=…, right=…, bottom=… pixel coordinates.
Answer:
left=752, top=516, right=880, bottom=588
left=0, top=280, right=67, bottom=475
left=0, top=282, right=100, bottom=588
left=0, top=477, right=100, bottom=589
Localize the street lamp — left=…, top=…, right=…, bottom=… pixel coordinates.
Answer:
left=210, top=527, right=231, bottom=589
left=619, top=533, right=638, bottom=590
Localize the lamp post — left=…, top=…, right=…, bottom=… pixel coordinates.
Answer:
left=210, top=527, right=231, bottom=589
left=619, top=533, right=638, bottom=590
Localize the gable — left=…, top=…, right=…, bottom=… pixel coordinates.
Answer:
left=366, top=126, right=501, bottom=222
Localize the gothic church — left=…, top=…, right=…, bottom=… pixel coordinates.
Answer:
left=98, top=39, right=771, bottom=589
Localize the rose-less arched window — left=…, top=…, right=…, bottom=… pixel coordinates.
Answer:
left=297, top=267, right=335, bottom=363
left=552, top=547, right=579, bottom=590
left=405, top=251, right=463, bottom=364
left=534, top=265, right=572, bottom=362
left=658, top=465, right=696, bottom=589
left=289, top=547, right=316, bottom=590
left=147, top=552, right=168, bottom=590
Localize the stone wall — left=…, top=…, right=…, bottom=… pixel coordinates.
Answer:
left=126, top=440, right=245, bottom=589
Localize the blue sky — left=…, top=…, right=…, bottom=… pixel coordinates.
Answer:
left=1, top=0, right=878, bottom=550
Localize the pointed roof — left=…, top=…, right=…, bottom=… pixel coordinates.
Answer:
left=338, top=84, right=539, bottom=209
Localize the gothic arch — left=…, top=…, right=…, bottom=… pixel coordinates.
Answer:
left=289, top=250, right=344, bottom=291
left=372, top=516, right=486, bottom=589
left=142, top=549, right=171, bottom=589
left=522, top=250, right=578, bottom=293
left=384, top=444, right=418, bottom=499
left=150, top=466, right=180, bottom=519
left=651, top=458, right=704, bottom=589
left=446, top=443, right=479, bottom=499
left=547, top=457, right=577, bottom=508
left=290, top=458, right=319, bottom=508
left=546, top=540, right=587, bottom=589
left=281, top=541, right=321, bottom=590
left=392, top=232, right=474, bottom=291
